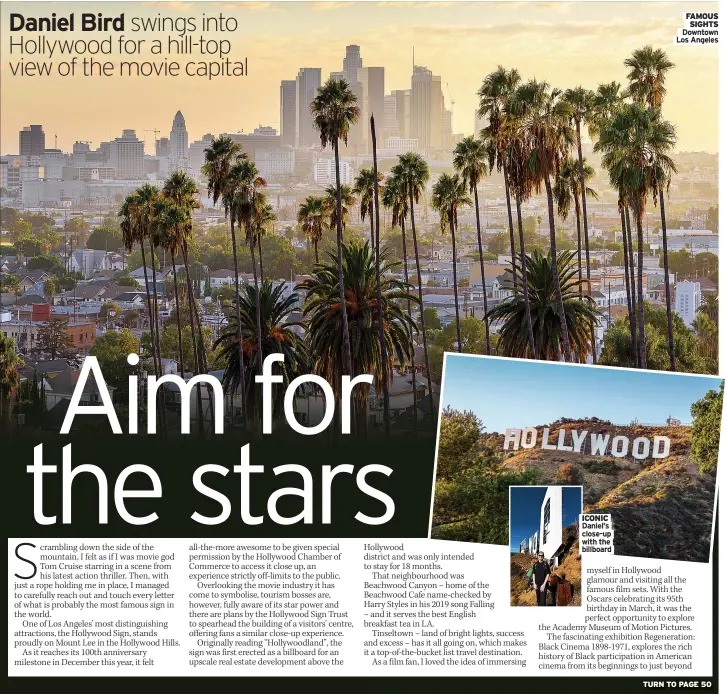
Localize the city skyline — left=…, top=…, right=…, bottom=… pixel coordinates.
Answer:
left=0, top=1, right=719, bottom=154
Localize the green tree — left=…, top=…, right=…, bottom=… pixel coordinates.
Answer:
left=35, top=316, right=73, bottom=359
left=453, top=135, right=491, bottom=354
left=311, top=77, right=361, bottom=379
left=298, top=240, right=416, bottom=428
left=203, top=136, right=248, bottom=427
left=90, top=329, right=141, bottom=392
left=393, top=153, right=435, bottom=418
left=214, top=280, right=306, bottom=419
left=431, top=172, right=472, bottom=353
left=690, top=384, right=723, bottom=474
left=0, top=334, right=22, bottom=427
left=435, top=316, right=488, bottom=355
left=488, top=249, right=598, bottom=361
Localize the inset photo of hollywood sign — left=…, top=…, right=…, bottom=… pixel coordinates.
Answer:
left=429, top=355, right=723, bottom=563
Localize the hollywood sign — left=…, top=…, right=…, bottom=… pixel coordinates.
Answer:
left=503, top=428, right=670, bottom=459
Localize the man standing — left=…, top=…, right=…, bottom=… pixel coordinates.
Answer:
left=531, top=551, right=550, bottom=606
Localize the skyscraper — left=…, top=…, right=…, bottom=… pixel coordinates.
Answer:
left=343, top=45, right=362, bottom=85
left=19, top=125, right=45, bottom=157
left=341, top=45, right=364, bottom=153
left=109, top=129, right=144, bottom=179
left=411, top=65, right=444, bottom=152
left=169, top=110, right=190, bottom=173
left=392, top=89, right=411, bottom=140
left=280, top=80, right=297, bottom=148
left=360, top=66, right=385, bottom=152
left=296, top=67, right=322, bottom=148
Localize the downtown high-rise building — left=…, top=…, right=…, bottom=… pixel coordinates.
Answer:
left=296, top=67, right=322, bottom=148
left=169, top=110, right=190, bottom=173
left=280, top=79, right=297, bottom=148
left=392, top=89, right=411, bottom=140
left=19, top=125, right=45, bottom=156
left=359, top=66, right=385, bottom=151
left=411, top=65, right=444, bottom=152
left=109, top=129, right=145, bottom=179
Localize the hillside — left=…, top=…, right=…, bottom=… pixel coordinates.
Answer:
left=501, top=419, right=715, bottom=563
left=511, top=523, right=581, bottom=606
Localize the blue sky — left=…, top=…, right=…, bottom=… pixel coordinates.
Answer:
left=509, top=486, right=583, bottom=553
left=442, top=355, right=723, bottom=434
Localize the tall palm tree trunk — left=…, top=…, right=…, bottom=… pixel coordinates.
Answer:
left=371, top=116, right=390, bottom=434
left=333, top=138, right=353, bottom=378
left=625, top=208, right=638, bottom=340
left=659, top=187, right=676, bottom=371
left=620, top=209, right=638, bottom=368
left=148, top=242, right=162, bottom=375
left=171, top=252, right=185, bottom=379
left=229, top=221, right=248, bottom=428
left=515, top=194, right=536, bottom=358
left=368, top=206, right=375, bottom=248
left=409, top=189, right=435, bottom=420
left=574, top=195, right=583, bottom=299
left=544, top=175, right=571, bottom=362
left=139, top=240, right=158, bottom=378
left=257, top=234, right=264, bottom=281
left=314, top=240, right=319, bottom=264
left=473, top=187, right=491, bottom=354
left=634, top=207, right=647, bottom=369
left=449, top=217, right=462, bottom=352
left=248, top=230, right=264, bottom=375
left=576, top=121, right=596, bottom=363
left=504, top=168, right=517, bottom=279
left=400, top=217, right=417, bottom=435
left=148, top=240, right=167, bottom=436
left=181, top=241, right=205, bottom=437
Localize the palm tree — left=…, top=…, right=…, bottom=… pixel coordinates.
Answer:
left=431, top=173, right=471, bottom=353
left=311, top=77, right=361, bottom=379
left=516, top=79, right=575, bottom=361
left=478, top=66, right=521, bottom=273
left=120, top=188, right=160, bottom=376
left=698, top=293, right=718, bottom=324
left=394, top=152, right=435, bottom=420
left=554, top=155, right=598, bottom=298
left=382, top=168, right=417, bottom=428
left=595, top=102, right=676, bottom=369
left=227, top=159, right=266, bottom=383
left=0, top=333, right=21, bottom=428
left=154, top=197, right=188, bottom=377
left=369, top=115, right=390, bottom=433
left=488, top=249, right=598, bottom=361
left=214, top=281, right=307, bottom=419
left=143, top=189, right=164, bottom=377
left=162, top=171, right=203, bottom=379
left=297, top=196, right=326, bottom=263
left=588, top=81, right=637, bottom=364
left=453, top=136, right=491, bottom=354
left=625, top=46, right=674, bottom=110
left=202, top=136, right=248, bottom=426
left=500, top=94, right=536, bottom=356
left=563, top=86, right=597, bottom=362
left=353, top=166, right=383, bottom=248
left=298, top=240, right=416, bottom=430
left=253, top=200, right=275, bottom=281
left=625, top=45, right=677, bottom=371
left=323, top=184, right=356, bottom=235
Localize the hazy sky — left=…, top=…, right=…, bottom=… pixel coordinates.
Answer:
left=441, top=354, right=723, bottom=432
left=0, top=1, right=719, bottom=153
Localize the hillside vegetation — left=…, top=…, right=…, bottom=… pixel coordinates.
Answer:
left=501, top=420, right=715, bottom=562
